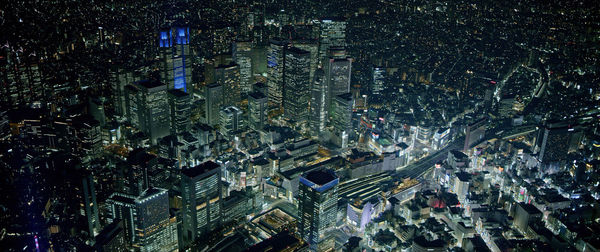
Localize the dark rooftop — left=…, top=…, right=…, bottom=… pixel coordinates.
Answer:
left=168, top=88, right=189, bottom=97
left=248, top=91, right=267, bottom=100
left=519, top=202, right=542, bottom=215
left=413, top=236, right=446, bottom=248
left=286, top=46, right=310, bottom=55
left=136, top=79, right=165, bottom=89
left=336, top=92, right=353, bottom=101
left=182, top=161, right=220, bottom=178
left=303, top=170, right=336, bottom=186
left=450, top=150, right=468, bottom=159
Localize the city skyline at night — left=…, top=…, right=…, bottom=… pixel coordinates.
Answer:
left=1, top=0, right=599, bottom=251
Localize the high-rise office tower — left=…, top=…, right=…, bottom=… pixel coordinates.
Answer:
left=310, top=68, right=327, bottom=136
left=127, top=148, right=157, bottom=196
left=293, top=40, right=319, bottom=83
left=248, top=91, right=267, bottom=130
left=111, top=65, right=150, bottom=116
left=63, top=168, right=101, bottom=243
left=220, top=106, right=244, bottom=138
left=283, top=47, right=311, bottom=124
left=168, top=89, right=191, bottom=136
left=536, top=121, right=577, bottom=166
left=72, top=116, right=103, bottom=163
left=317, top=18, right=346, bottom=63
left=463, top=117, right=487, bottom=151
left=298, top=169, right=339, bottom=251
left=233, top=40, right=253, bottom=94
left=324, top=47, right=352, bottom=112
left=0, top=50, right=46, bottom=108
left=181, top=161, right=222, bottom=246
left=107, top=188, right=178, bottom=252
left=372, top=66, right=385, bottom=95
left=204, top=83, right=223, bottom=127
left=215, top=63, right=241, bottom=107
left=159, top=27, right=192, bottom=93
left=125, top=80, right=170, bottom=144
left=267, top=38, right=288, bottom=110
left=331, top=93, right=353, bottom=148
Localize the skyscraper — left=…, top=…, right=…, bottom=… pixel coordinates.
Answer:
left=107, top=188, right=178, bottom=251
left=62, top=167, right=101, bottom=243
left=159, top=27, right=192, bottom=93
left=536, top=121, right=576, bottom=167
left=248, top=91, right=267, bottom=130
left=283, top=47, right=311, bottom=124
left=298, top=169, right=339, bottom=251
left=293, top=40, right=319, bottom=83
left=125, top=80, right=170, bottom=144
left=330, top=93, right=353, bottom=148
left=310, top=68, right=327, bottom=136
left=204, top=83, right=223, bottom=127
left=324, top=47, right=352, bottom=113
left=317, top=18, right=346, bottom=63
left=168, top=89, right=191, bottom=137
left=233, top=40, right=253, bottom=94
left=215, top=63, right=241, bottom=107
left=127, top=148, right=156, bottom=196
left=220, top=106, right=244, bottom=138
left=372, top=66, right=385, bottom=95
left=267, top=38, right=288, bottom=110
left=181, top=161, right=222, bottom=246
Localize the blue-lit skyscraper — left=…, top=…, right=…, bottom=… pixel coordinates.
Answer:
left=298, top=169, right=339, bottom=251
left=159, top=27, right=192, bottom=93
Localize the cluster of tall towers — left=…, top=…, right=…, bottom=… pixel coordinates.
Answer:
left=265, top=18, right=353, bottom=144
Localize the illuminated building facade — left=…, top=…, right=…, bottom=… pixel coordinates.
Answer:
left=283, top=47, right=311, bottom=124
left=107, top=188, right=178, bottom=252
left=324, top=47, right=352, bottom=113
left=215, top=63, right=241, bottom=107
left=330, top=93, right=353, bottom=148
left=298, top=169, right=339, bottom=251
left=248, top=91, right=267, bottom=130
left=159, top=27, right=192, bottom=93
left=204, top=82, right=223, bottom=127
left=267, top=38, right=288, bottom=110
left=181, top=161, right=222, bottom=246
left=125, top=80, right=170, bottom=144
left=317, top=18, right=346, bottom=63
left=310, top=68, right=327, bottom=136
left=232, top=40, right=253, bottom=94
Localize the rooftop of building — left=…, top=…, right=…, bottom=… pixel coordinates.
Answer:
left=248, top=91, right=267, bottom=100
left=336, top=92, right=353, bottom=101
left=168, top=88, right=189, bottom=97
left=286, top=46, right=310, bottom=55
left=182, top=161, right=220, bottom=178
left=303, top=169, right=337, bottom=186
left=450, top=150, right=468, bottom=159
left=280, top=156, right=343, bottom=179
left=413, top=236, right=446, bottom=248
left=518, top=202, right=542, bottom=215
left=136, top=79, right=165, bottom=89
